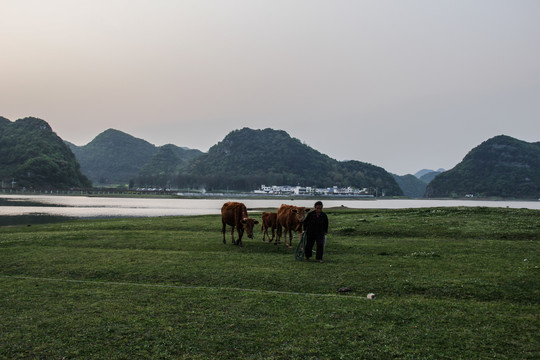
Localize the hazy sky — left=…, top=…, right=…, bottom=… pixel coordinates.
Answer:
left=1, top=1, right=539, bottom=175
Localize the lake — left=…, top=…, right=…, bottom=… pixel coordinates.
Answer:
left=1, top=193, right=539, bottom=224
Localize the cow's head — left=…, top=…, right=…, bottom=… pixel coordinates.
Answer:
left=241, top=217, right=259, bottom=239
left=292, top=207, right=310, bottom=223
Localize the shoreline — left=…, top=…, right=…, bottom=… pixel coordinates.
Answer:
left=1, top=190, right=538, bottom=202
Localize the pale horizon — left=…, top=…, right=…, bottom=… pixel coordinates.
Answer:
left=2, top=1, right=539, bottom=175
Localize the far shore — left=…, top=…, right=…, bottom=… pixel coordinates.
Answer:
left=2, top=188, right=538, bottom=202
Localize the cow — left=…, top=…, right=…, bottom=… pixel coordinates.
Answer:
left=261, top=212, right=277, bottom=242
left=221, top=201, right=259, bottom=247
left=275, top=204, right=310, bottom=248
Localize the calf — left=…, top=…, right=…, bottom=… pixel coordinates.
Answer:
left=261, top=212, right=277, bottom=242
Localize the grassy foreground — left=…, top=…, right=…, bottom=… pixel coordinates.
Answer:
left=1, top=206, right=539, bottom=359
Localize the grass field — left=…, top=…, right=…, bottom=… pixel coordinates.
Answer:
left=1, top=206, right=539, bottom=359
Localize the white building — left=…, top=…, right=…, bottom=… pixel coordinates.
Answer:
left=255, top=185, right=373, bottom=197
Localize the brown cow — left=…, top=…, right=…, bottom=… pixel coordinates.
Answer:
left=261, top=212, right=277, bottom=242
left=221, top=202, right=259, bottom=247
left=275, top=204, right=310, bottom=248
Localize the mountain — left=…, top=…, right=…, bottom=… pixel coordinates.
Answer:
left=0, top=117, right=91, bottom=189
left=68, top=129, right=159, bottom=185
left=8, top=118, right=536, bottom=198
left=137, top=144, right=203, bottom=187
left=0, top=116, right=11, bottom=126
left=69, top=129, right=203, bottom=186
left=392, top=174, right=427, bottom=198
left=419, top=170, right=444, bottom=184
left=414, top=169, right=435, bottom=178
left=139, top=144, right=201, bottom=176
left=186, top=128, right=403, bottom=195
left=337, top=160, right=402, bottom=196
left=414, top=168, right=445, bottom=183
left=187, top=128, right=335, bottom=183
left=425, top=135, right=540, bottom=199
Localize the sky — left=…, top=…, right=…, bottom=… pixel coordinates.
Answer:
left=1, top=0, right=539, bottom=175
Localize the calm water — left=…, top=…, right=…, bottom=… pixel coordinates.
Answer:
left=1, top=194, right=539, bottom=222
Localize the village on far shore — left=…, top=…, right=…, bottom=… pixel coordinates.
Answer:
left=253, top=185, right=377, bottom=197
left=151, top=184, right=384, bottom=197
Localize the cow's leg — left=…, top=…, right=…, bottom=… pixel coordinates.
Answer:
left=230, top=226, right=236, bottom=245
left=271, top=227, right=275, bottom=242
left=222, top=221, right=227, bottom=244
left=237, top=228, right=244, bottom=247
left=275, top=224, right=281, bottom=245
left=287, top=228, right=293, bottom=248
left=262, top=225, right=267, bottom=242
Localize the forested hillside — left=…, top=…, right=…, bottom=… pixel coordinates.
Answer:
left=68, top=129, right=159, bottom=185
left=69, top=129, right=204, bottom=186
left=7, top=115, right=536, bottom=198
left=184, top=128, right=402, bottom=195
left=425, top=135, right=540, bottom=199
left=0, top=117, right=91, bottom=189
left=392, top=174, right=427, bottom=198
left=137, top=144, right=203, bottom=187
left=0, top=116, right=10, bottom=127
left=419, top=170, right=444, bottom=184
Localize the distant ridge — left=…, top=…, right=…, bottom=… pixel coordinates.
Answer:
left=414, top=168, right=445, bottom=182
left=414, top=169, right=435, bottom=178
left=137, top=144, right=203, bottom=185
left=185, top=128, right=403, bottom=194
left=419, top=169, right=445, bottom=184
left=392, top=174, right=426, bottom=198
left=3, top=115, right=538, bottom=198
left=66, top=127, right=402, bottom=194
left=68, top=129, right=159, bottom=185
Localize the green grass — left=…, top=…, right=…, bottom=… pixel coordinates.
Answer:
left=1, top=207, right=539, bottom=359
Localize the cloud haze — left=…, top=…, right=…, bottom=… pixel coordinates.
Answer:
left=1, top=0, right=539, bottom=174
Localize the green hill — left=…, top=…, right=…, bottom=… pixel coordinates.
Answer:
left=0, top=116, right=11, bottom=126
left=337, top=160, right=402, bottom=196
left=8, top=118, right=537, bottom=198
left=68, top=129, right=159, bottom=185
left=186, top=128, right=402, bottom=195
left=392, top=174, right=427, bottom=198
left=425, top=135, right=540, bottom=199
left=419, top=170, right=444, bottom=184
left=0, top=117, right=91, bottom=189
left=69, top=130, right=204, bottom=187
left=137, top=144, right=203, bottom=188
left=6, top=117, right=536, bottom=198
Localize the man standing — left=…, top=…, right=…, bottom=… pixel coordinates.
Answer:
left=303, top=201, right=329, bottom=262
